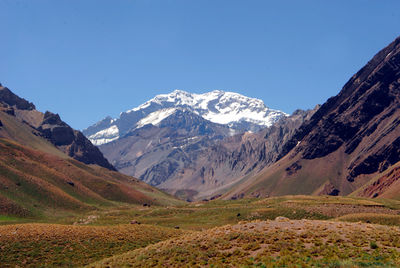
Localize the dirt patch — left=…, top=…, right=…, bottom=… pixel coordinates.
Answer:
left=73, top=215, right=99, bottom=225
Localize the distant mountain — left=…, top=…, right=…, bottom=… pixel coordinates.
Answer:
left=0, top=85, right=115, bottom=170
left=97, top=108, right=314, bottom=201
left=155, top=108, right=317, bottom=201
left=83, top=90, right=287, bottom=146
left=98, top=108, right=233, bottom=188
left=225, top=36, right=400, bottom=200
left=84, top=90, right=289, bottom=199
left=97, top=106, right=314, bottom=200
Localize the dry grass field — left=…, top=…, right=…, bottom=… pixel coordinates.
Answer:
left=1, top=195, right=400, bottom=267
left=0, top=223, right=182, bottom=267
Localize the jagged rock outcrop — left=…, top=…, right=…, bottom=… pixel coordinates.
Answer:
left=38, top=112, right=76, bottom=146
left=0, top=87, right=36, bottom=110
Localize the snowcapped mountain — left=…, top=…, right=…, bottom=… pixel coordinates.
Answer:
left=83, top=90, right=287, bottom=146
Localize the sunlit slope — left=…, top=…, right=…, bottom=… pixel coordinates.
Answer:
left=0, top=109, right=182, bottom=218
left=0, top=138, right=182, bottom=218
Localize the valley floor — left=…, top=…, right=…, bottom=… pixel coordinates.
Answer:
left=1, top=195, right=400, bottom=267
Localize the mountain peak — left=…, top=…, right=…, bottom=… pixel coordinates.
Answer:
left=171, top=89, right=190, bottom=94
left=83, top=90, right=287, bottom=146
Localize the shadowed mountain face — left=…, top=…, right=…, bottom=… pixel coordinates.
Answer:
left=225, top=36, right=400, bottom=200
left=0, top=85, right=115, bottom=171
left=165, top=108, right=316, bottom=200
left=283, top=36, right=400, bottom=181
left=98, top=109, right=232, bottom=188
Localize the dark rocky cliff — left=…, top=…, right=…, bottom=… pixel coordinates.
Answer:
left=279, top=36, right=400, bottom=182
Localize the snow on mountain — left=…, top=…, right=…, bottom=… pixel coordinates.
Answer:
left=83, top=90, right=287, bottom=146
left=136, top=108, right=177, bottom=128
left=88, top=125, right=119, bottom=146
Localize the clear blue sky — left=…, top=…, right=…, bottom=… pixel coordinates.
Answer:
left=1, top=0, right=399, bottom=130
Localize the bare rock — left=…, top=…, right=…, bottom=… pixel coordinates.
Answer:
left=275, top=216, right=290, bottom=222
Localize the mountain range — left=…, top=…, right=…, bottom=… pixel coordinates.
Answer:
left=85, top=35, right=400, bottom=202
left=2, top=35, right=400, bottom=210
left=83, top=90, right=286, bottom=146
left=83, top=90, right=291, bottom=200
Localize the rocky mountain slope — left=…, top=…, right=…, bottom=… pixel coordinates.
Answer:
left=84, top=90, right=291, bottom=200
left=83, top=90, right=286, bottom=146
left=161, top=108, right=317, bottom=200
left=0, top=85, right=115, bottom=170
left=225, top=35, right=400, bottom=200
left=0, top=86, right=181, bottom=218
left=98, top=109, right=232, bottom=187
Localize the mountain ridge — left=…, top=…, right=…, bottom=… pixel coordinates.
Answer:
left=83, top=89, right=287, bottom=146
left=225, top=35, right=400, bottom=200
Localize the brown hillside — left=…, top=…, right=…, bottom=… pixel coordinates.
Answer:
left=225, top=36, right=400, bottom=199
left=0, top=109, right=181, bottom=218
left=0, top=137, right=180, bottom=217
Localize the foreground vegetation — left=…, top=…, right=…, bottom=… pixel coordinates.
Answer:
left=1, top=195, right=400, bottom=267
left=89, top=219, right=400, bottom=267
